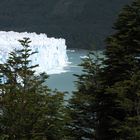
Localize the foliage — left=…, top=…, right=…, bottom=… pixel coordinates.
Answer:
left=0, top=38, right=66, bottom=140
left=67, top=0, right=140, bottom=139
left=67, top=51, right=104, bottom=140
left=102, top=0, right=140, bottom=139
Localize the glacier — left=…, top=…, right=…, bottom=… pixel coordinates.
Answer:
left=0, top=31, right=68, bottom=74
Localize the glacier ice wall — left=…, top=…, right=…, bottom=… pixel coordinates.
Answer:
left=0, top=31, right=68, bottom=74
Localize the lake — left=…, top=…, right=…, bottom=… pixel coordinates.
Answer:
left=46, top=49, right=89, bottom=97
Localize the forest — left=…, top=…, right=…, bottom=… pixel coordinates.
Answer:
left=0, top=0, right=140, bottom=139
left=0, top=0, right=132, bottom=49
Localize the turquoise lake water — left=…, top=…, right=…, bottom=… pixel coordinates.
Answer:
left=46, top=49, right=89, bottom=97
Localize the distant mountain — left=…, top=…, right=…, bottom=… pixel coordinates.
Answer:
left=0, top=0, right=132, bottom=49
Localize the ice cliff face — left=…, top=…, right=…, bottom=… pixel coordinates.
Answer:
left=0, top=31, right=68, bottom=74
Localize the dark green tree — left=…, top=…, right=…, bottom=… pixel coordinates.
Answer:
left=0, top=38, right=66, bottom=140
left=100, top=0, right=140, bottom=139
left=105, top=68, right=140, bottom=139
left=67, top=51, right=104, bottom=140
left=68, top=0, right=140, bottom=139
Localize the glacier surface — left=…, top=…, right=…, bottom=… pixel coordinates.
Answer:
left=0, top=31, right=68, bottom=74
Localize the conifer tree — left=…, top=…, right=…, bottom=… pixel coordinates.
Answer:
left=106, top=68, right=140, bottom=139
left=68, top=0, right=140, bottom=139
left=67, top=51, right=104, bottom=140
left=100, top=0, right=140, bottom=139
left=0, top=38, right=66, bottom=140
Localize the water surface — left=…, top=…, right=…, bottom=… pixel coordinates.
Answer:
left=46, top=49, right=89, bottom=96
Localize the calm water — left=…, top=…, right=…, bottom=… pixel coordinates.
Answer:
left=46, top=49, right=89, bottom=95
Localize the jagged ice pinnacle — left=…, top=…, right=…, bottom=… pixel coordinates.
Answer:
left=0, top=31, right=68, bottom=74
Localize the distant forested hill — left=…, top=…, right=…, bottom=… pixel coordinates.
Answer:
left=0, top=0, right=132, bottom=49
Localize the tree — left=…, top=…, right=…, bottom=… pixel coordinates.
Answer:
left=68, top=0, right=140, bottom=139
left=67, top=51, right=104, bottom=140
left=101, top=0, right=140, bottom=139
left=0, top=38, right=66, bottom=140
left=105, top=69, right=140, bottom=139
left=104, top=0, right=140, bottom=85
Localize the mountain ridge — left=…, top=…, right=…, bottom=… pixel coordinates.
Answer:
left=0, top=0, right=132, bottom=49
